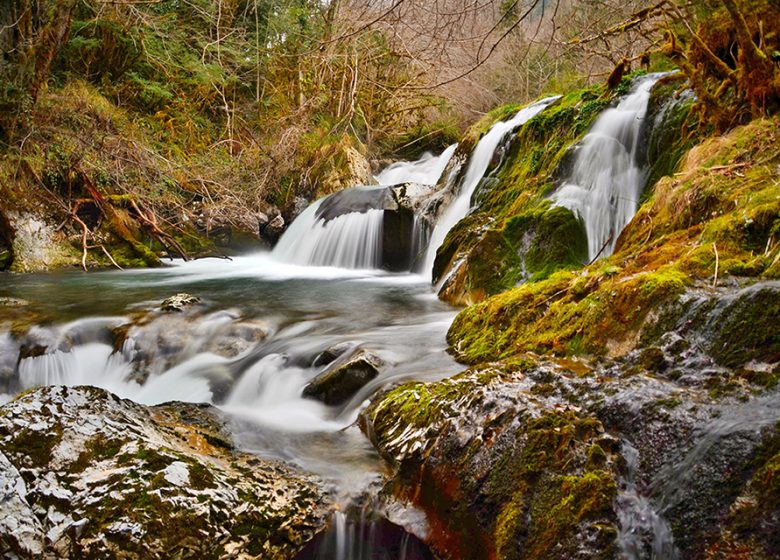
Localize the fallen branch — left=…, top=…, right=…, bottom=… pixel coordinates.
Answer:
left=588, top=233, right=614, bottom=266
left=128, top=199, right=190, bottom=261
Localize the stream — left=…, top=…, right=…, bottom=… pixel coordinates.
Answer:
left=0, top=78, right=692, bottom=558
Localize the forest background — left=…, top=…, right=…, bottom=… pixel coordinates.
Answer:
left=0, top=0, right=776, bottom=267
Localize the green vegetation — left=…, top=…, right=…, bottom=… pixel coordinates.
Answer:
left=448, top=117, right=780, bottom=364
left=366, top=368, right=619, bottom=560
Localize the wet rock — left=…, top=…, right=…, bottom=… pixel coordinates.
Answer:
left=283, top=196, right=310, bottom=224
left=362, top=363, right=622, bottom=560
left=259, top=212, right=286, bottom=246
left=0, top=385, right=331, bottom=559
left=160, top=293, right=201, bottom=312
left=312, top=341, right=358, bottom=368
left=303, top=349, right=383, bottom=406
left=362, top=346, right=780, bottom=560
left=114, top=309, right=269, bottom=383
left=314, top=184, right=437, bottom=271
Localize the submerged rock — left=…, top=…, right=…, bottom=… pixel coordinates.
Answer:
left=303, top=349, right=383, bottom=406
left=0, top=385, right=330, bottom=559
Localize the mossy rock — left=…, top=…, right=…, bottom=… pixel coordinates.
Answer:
left=448, top=118, right=780, bottom=364
left=362, top=364, right=621, bottom=560
left=432, top=82, right=631, bottom=299
left=505, top=203, right=588, bottom=281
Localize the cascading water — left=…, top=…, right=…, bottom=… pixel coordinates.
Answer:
left=273, top=147, right=457, bottom=270
left=552, top=74, right=663, bottom=261
left=616, top=442, right=679, bottom=559
left=374, top=144, right=457, bottom=186
left=422, top=96, right=561, bottom=278
left=273, top=193, right=385, bottom=269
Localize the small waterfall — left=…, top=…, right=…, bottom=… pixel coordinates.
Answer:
left=273, top=193, right=385, bottom=269
left=294, top=506, right=434, bottom=560
left=273, top=146, right=456, bottom=270
left=422, top=96, right=561, bottom=278
left=616, top=441, right=679, bottom=560
left=375, top=144, right=457, bottom=186
left=553, top=74, right=663, bottom=261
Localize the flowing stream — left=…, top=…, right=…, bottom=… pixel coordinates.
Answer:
left=0, top=80, right=687, bottom=558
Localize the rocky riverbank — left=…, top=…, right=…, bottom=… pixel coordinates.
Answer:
left=0, top=385, right=332, bottom=559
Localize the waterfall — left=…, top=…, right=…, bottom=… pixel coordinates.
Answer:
left=375, top=144, right=457, bottom=186
left=422, top=96, right=561, bottom=278
left=552, top=74, right=663, bottom=261
left=616, top=441, right=679, bottom=559
left=273, top=147, right=456, bottom=270
left=273, top=193, right=385, bottom=269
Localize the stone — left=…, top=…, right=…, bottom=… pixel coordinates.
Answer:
left=312, top=183, right=440, bottom=272
left=160, top=293, right=201, bottom=312
left=260, top=213, right=286, bottom=246
left=0, top=386, right=331, bottom=559
left=303, top=349, right=383, bottom=406
left=312, top=341, right=358, bottom=368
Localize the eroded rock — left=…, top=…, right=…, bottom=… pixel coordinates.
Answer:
left=0, top=385, right=331, bottom=559
left=363, top=349, right=780, bottom=559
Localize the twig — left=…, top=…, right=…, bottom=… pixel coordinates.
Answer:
left=588, top=233, right=614, bottom=265
left=712, top=242, right=719, bottom=288
left=95, top=245, right=124, bottom=270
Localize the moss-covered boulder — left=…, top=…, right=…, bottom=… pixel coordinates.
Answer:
left=430, top=82, right=627, bottom=302
left=363, top=344, right=780, bottom=559
left=0, top=385, right=331, bottom=559
left=362, top=364, right=622, bottom=560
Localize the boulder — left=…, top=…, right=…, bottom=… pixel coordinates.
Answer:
left=361, top=363, right=622, bottom=560
left=313, top=183, right=439, bottom=272
left=303, top=349, right=383, bottom=406
left=160, top=293, right=201, bottom=312
left=260, top=213, right=286, bottom=246
left=0, top=386, right=331, bottom=559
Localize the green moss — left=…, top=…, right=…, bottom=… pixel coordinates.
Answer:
left=644, top=75, right=700, bottom=194
left=436, top=82, right=630, bottom=303
left=188, top=461, right=217, bottom=490
left=70, top=435, right=127, bottom=473
left=1, top=426, right=63, bottom=468
left=525, top=471, right=617, bottom=559
left=449, top=118, right=780, bottom=363
left=505, top=203, right=588, bottom=281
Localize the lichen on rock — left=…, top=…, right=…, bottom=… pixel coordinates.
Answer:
left=0, top=385, right=331, bottom=559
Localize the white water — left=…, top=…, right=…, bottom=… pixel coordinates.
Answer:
left=553, top=75, right=662, bottom=260
left=374, top=144, right=457, bottom=186
left=422, top=96, right=561, bottom=279
left=273, top=195, right=385, bottom=269
left=616, top=442, right=678, bottom=560
left=4, top=255, right=459, bottom=438
left=273, top=146, right=458, bottom=270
